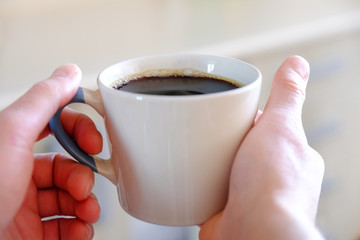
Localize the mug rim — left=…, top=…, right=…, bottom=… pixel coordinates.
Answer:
left=97, top=54, right=262, bottom=101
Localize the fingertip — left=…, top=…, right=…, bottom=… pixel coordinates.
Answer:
left=60, top=108, right=103, bottom=155
left=53, top=156, right=95, bottom=200
left=285, top=55, right=310, bottom=81
left=67, top=164, right=95, bottom=201
left=52, top=64, right=82, bottom=81
left=47, top=63, right=82, bottom=97
left=46, top=64, right=82, bottom=108
left=74, top=115, right=103, bottom=155
left=75, top=193, right=101, bottom=223
left=87, top=224, right=95, bottom=239
left=269, top=55, right=311, bottom=110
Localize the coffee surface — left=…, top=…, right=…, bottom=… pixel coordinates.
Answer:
left=113, top=75, right=243, bottom=96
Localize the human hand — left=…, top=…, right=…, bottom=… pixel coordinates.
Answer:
left=0, top=65, right=102, bottom=239
left=199, top=56, right=325, bottom=240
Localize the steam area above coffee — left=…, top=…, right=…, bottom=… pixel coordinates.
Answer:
left=111, top=68, right=245, bottom=96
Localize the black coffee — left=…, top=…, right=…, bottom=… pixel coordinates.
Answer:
left=112, top=75, right=243, bottom=96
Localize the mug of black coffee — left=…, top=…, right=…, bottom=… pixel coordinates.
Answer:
left=50, top=54, right=262, bottom=226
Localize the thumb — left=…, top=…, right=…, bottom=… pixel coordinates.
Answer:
left=1, top=64, right=82, bottom=147
left=263, top=55, right=310, bottom=121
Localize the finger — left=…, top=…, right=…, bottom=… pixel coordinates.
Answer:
left=74, top=193, right=100, bottom=224
left=36, top=107, right=103, bottom=154
left=38, top=189, right=100, bottom=223
left=43, top=218, right=94, bottom=240
left=199, top=211, right=223, bottom=240
left=33, top=154, right=94, bottom=201
left=263, top=55, right=310, bottom=121
left=60, top=108, right=103, bottom=155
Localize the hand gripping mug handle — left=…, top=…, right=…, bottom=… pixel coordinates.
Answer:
left=49, top=88, right=115, bottom=183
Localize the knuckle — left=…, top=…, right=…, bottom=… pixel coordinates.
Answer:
left=32, top=80, right=58, bottom=96
left=282, top=75, right=306, bottom=100
left=31, top=78, right=64, bottom=107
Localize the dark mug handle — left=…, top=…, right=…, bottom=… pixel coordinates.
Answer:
left=49, top=87, right=115, bottom=183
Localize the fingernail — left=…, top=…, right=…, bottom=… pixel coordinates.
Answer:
left=91, top=193, right=101, bottom=220
left=85, top=177, right=94, bottom=198
left=87, top=224, right=94, bottom=239
left=52, top=64, right=81, bottom=79
left=289, top=55, right=310, bottom=81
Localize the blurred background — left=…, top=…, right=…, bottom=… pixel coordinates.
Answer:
left=1, top=0, right=360, bottom=239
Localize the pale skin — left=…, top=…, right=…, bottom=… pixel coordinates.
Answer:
left=0, top=56, right=324, bottom=240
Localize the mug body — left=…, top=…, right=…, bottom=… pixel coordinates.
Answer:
left=97, top=54, right=261, bottom=225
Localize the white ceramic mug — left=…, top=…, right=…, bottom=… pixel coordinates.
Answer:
left=49, top=54, right=262, bottom=226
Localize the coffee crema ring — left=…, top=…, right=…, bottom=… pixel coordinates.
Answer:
left=111, top=68, right=243, bottom=89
